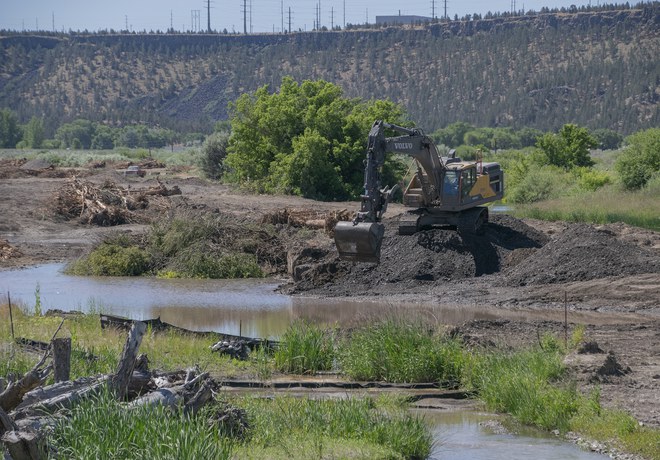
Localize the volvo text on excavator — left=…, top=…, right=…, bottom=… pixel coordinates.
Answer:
left=334, top=120, right=504, bottom=263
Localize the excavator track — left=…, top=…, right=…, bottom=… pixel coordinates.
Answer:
left=457, top=207, right=488, bottom=237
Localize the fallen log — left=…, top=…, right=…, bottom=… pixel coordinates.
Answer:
left=0, top=338, right=58, bottom=412
left=100, top=313, right=279, bottom=350
left=0, top=406, right=17, bottom=435
left=11, top=376, right=108, bottom=421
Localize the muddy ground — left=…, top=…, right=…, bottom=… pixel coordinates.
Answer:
left=0, top=159, right=659, bottom=431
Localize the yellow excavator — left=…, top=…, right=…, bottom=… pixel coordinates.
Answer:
left=334, top=120, right=504, bottom=263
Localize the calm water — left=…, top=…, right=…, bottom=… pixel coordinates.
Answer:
left=0, top=264, right=615, bottom=458
left=422, top=407, right=608, bottom=460
left=0, top=263, right=642, bottom=339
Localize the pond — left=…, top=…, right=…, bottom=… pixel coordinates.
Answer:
left=0, top=263, right=640, bottom=339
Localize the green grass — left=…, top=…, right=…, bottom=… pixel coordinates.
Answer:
left=570, top=395, right=660, bottom=460
left=235, top=395, right=432, bottom=460
left=338, top=318, right=467, bottom=384
left=513, top=184, right=660, bottom=231
left=274, top=320, right=335, bottom=374
left=466, top=343, right=578, bottom=431
left=2, top=308, right=659, bottom=459
left=49, top=390, right=235, bottom=459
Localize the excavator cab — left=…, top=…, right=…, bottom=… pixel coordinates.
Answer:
left=334, top=221, right=385, bottom=263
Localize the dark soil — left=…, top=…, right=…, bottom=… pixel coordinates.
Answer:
left=289, top=214, right=659, bottom=300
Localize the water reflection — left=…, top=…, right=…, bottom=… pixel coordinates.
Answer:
left=420, top=407, right=608, bottom=460
left=0, top=263, right=646, bottom=339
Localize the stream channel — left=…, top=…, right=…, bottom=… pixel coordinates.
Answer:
left=1, top=263, right=610, bottom=459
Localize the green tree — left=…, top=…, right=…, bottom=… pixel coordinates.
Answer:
left=23, top=117, right=45, bottom=148
left=0, top=108, right=22, bottom=148
left=592, top=128, right=623, bottom=150
left=615, top=128, right=660, bottom=190
left=56, top=119, right=96, bottom=149
left=269, top=128, right=344, bottom=200
left=225, top=77, right=407, bottom=200
left=432, top=122, right=474, bottom=148
left=91, top=125, right=115, bottom=149
left=536, top=124, right=596, bottom=169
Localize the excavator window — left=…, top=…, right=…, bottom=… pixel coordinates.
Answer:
left=461, top=168, right=476, bottom=198
left=443, top=171, right=459, bottom=196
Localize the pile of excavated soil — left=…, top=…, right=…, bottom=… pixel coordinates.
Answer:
left=502, top=224, right=660, bottom=286
left=290, top=215, right=659, bottom=296
left=290, top=214, right=548, bottom=295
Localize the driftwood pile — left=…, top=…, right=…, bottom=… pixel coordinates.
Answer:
left=0, top=240, right=22, bottom=260
left=52, top=178, right=181, bottom=226
left=261, top=208, right=352, bottom=235
left=0, top=321, right=236, bottom=460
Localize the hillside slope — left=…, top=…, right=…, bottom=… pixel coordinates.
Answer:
left=0, top=5, right=658, bottom=134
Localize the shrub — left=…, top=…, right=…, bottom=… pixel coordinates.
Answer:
left=68, top=243, right=150, bottom=276
left=616, top=128, right=660, bottom=190
left=572, top=167, right=611, bottom=191
left=506, top=165, right=570, bottom=204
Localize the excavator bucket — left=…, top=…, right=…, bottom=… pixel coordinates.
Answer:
left=334, top=221, right=385, bottom=263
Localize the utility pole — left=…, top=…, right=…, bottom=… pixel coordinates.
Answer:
left=281, top=0, right=284, bottom=33
left=206, top=0, right=211, bottom=32
left=52, top=12, right=55, bottom=32
left=288, top=7, right=292, bottom=32
left=170, top=10, right=173, bottom=30
left=444, top=0, right=448, bottom=20
left=125, top=15, right=128, bottom=31
left=365, top=8, right=368, bottom=25
left=343, top=0, right=346, bottom=28
left=431, top=0, right=436, bottom=20
left=243, top=0, right=247, bottom=34
left=330, top=7, right=334, bottom=30
left=249, top=0, right=253, bottom=33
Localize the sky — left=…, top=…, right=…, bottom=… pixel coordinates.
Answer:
left=1, top=0, right=622, bottom=34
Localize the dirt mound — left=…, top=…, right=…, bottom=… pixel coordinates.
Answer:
left=502, top=224, right=659, bottom=286
left=291, top=215, right=659, bottom=296
left=291, top=214, right=548, bottom=295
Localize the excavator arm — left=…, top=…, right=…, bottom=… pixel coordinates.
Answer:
left=335, top=120, right=445, bottom=263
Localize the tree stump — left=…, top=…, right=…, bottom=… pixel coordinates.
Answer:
left=110, top=321, right=146, bottom=399
left=52, top=337, right=71, bottom=383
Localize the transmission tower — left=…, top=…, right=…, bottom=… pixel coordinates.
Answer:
left=206, top=0, right=212, bottom=32
left=288, top=7, right=292, bottom=32
left=431, top=0, right=436, bottom=20
left=330, top=7, right=334, bottom=30
left=444, top=0, right=448, bottom=20
left=242, top=0, right=247, bottom=34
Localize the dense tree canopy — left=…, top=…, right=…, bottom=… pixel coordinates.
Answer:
left=0, top=109, right=22, bottom=148
left=225, top=77, right=408, bottom=200
left=536, top=124, right=597, bottom=169
left=615, top=128, right=660, bottom=190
